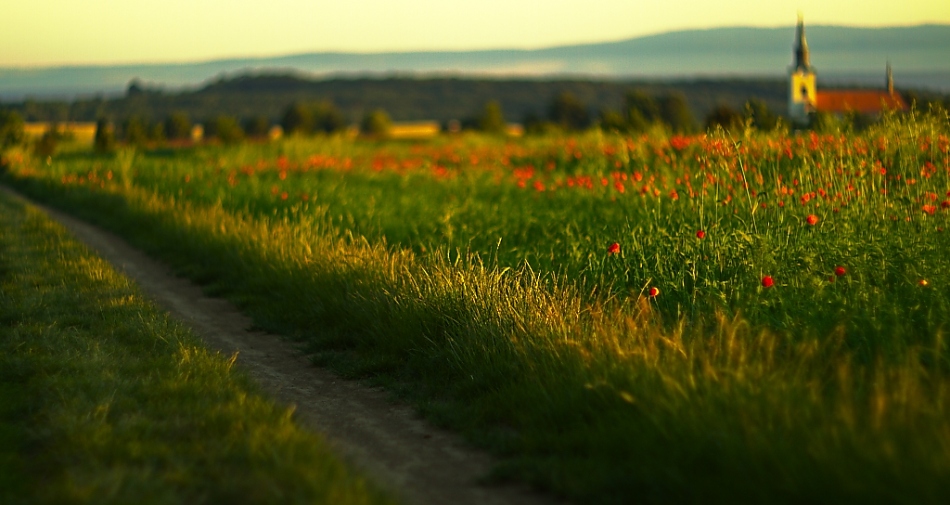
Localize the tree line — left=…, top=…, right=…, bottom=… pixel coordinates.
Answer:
left=3, top=75, right=949, bottom=156
left=3, top=74, right=790, bottom=125
left=5, top=73, right=948, bottom=139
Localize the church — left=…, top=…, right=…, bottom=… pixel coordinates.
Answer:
left=788, top=16, right=907, bottom=124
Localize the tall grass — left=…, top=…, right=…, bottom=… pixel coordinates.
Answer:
left=0, top=190, right=396, bottom=504
left=82, top=111, right=950, bottom=338
left=3, top=109, right=950, bottom=503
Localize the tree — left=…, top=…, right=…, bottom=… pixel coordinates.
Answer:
left=624, top=90, right=661, bottom=132
left=165, top=112, right=192, bottom=141
left=148, top=122, right=166, bottom=143
left=744, top=99, right=779, bottom=131
left=121, top=115, right=149, bottom=146
left=126, top=78, right=145, bottom=97
left=0, top=109, right=25, bottom=150
left=93, top=117, right=115, bottom=153
left=598, top=109, right=627, bottom=133
left=205, top=115, right=244, bottom=144
left=33, top=125, right=61, bottom=158
left=476, top=101, right=507, bottom=134
left=281, top=102, right=314, bottom=136
left=549, top=92, right=589, bottom=131
left=705, top=104, right=744, bottom=131
left=658, top=93, right=696, bottom=133
left=243, top=115, right=271, bottom=139
left=312, top=101, right=346, bottom=134
left=522, top=111, right=557, bottom=135
left=281, top=101, right=345, bottom=136
left=360, top=109, right=392, bottom=138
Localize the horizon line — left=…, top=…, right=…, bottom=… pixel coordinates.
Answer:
left=2, top=22, right=947, bottom=71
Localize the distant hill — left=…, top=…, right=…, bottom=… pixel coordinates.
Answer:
left=2, top=24, right=948, bottom=99
left=2, top=74, right=793, bottom=127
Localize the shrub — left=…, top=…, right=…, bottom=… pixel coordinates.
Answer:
left=0, top=109, right=25, bottom=150
left=476, top=101, right=507, bottom=134
left=205, top=115, right=244, bottom=144
left=360, top=109, right=392, bottom=138
left=93, top=117, right=115, bottom=153
left=165, top=112, right=192, bottom=141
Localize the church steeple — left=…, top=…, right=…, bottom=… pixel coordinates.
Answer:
left=886, top=62, right=894, bottom=94
left=793, top=14, right=812, bottom=72
left=788, top=14, right=817, bottom=124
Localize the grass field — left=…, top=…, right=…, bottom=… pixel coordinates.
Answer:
left=3, top=108, right=950, bottom=503
left=0, top=191, right=396, bottom=504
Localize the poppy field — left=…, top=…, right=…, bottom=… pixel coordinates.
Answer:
left=3, top=108, right=950, bottom=503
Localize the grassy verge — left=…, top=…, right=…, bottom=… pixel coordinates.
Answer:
left=0, top=190, right=396, bottom=505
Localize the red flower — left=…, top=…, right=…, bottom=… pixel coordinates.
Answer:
left=806, top=214, right=819, bottom=225
left=696, top=229, right=706, bottom=239
left=607, top=242, right=621, bottom=255
left=648, top=286, right=660, bottom=297
left=761, top=276, right=774, bottom=288
left=834, top=266, right=846, bottom=277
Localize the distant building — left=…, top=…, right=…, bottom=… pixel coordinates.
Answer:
left=388, top=121, right=442, bottom=139
left=788, top=15, right=907, bottom=124
left=23, top=122, right=97, bottom=143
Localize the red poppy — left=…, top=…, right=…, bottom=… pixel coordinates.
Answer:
left=648, top=286, right=660, bottom=297
left=806, top=214, right=819, bottom=225
left=761, top=276, right=774, bottom=288
left=696, top=229, right=706, bottom=239
left=608, top=242, right=621, bottom=255
left=834, top=266, right=846, bottom=277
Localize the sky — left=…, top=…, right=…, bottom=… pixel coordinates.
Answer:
left=3, top=0, right=949, bottom=67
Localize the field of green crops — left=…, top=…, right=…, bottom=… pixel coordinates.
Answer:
left=3, top=109, right=950, bottom=503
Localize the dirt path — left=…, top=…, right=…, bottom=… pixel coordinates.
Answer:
left=2, top=186, right=554, bottom=505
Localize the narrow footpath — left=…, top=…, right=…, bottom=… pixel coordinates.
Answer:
left=2, top=185, right=555, bottom=505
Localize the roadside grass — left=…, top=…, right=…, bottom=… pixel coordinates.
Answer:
left=0, top=191, right=397, bottom=505
left=3, top=111, right=950, bottom=503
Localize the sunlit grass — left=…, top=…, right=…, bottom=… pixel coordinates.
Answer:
left=0, top=191, right=396, bottom=505
left=3, top=108, right=950, bottom=503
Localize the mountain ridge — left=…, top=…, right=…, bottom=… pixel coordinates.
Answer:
left=2, top=24, right=948, bottom=99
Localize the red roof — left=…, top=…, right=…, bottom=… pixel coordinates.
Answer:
left=815, top=90, right=907, bottom=114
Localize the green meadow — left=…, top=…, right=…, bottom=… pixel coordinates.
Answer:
left=3, top=108, right=950, bottom=503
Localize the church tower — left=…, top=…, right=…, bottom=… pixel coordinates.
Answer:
left=789, top=15, right=817, bottom=124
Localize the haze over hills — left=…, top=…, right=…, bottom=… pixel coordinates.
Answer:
left=1, top=24, right=948, bottom=100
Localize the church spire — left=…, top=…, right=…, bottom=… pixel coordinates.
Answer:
left=793, top=14, right=812, bottom=71
left=788, top=13, right=817, bottom=124
left=886, top=61, right=894, bottom=94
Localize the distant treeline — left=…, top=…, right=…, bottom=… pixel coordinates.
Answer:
left=5, top=74, right=794, bottom=125
left=3, top=74, right=949, bottom=150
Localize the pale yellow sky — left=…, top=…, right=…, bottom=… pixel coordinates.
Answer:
left=2, top=0, right=948, bottom=67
